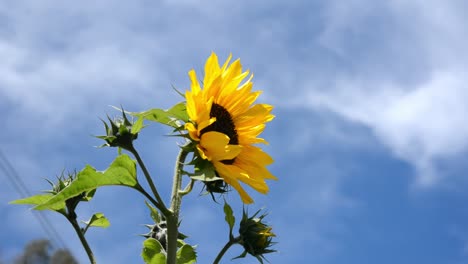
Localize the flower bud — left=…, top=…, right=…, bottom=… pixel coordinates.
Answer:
left=142, top=221, right=167, bottom=250
left=97, top=109, right=138, bottom=151
left=238, top=209, right=276, bottom=263
left=141, top=221, right=187, bottom=250
left=46, top=171, right=95, bottom=219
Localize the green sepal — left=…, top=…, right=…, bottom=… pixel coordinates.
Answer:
left=171, top=84, right=185, bottom=98
left=223, top=200, right=235, bottom=236
left=82, top=212, right=110, bottom=229
left=189, top=158, right=217, bottom=180
left=232, top=250, right=248, bottom=261
left=34, top=154, right=138, bottom=210
left=141, top=238, right=166, bottom=264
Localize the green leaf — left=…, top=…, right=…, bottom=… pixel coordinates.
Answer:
left=177, top=244, right=197, bottom=264
left=223, top=200, right=235, bottom=235
left=132, top=115, right=145, bottom=134
left=82, top=188, right=97, bottom=202
left=35, top=154, right=138, bottom=210
left=142, top=238, right=166, bottom=264
left=145, top=201, right=161, bottom=223
left=82, top=213, right=110, bottom=229
left=10, top=193, right=65, bottom=212
left=166, top=102, right=189, bottom=122
left=132, top=102, right=189, bottom=128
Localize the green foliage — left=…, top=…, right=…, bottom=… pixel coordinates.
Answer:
left=34, top=154, right=138, bottom=211
left=10, top=193, right=65, bottom=212
left=145, top=201, right=162, bottom=223
left=223, top=200, right=235, bottom=236
left=189, top=157, right=217, bottom=181
left=141, top=238, right=166, bottom=264
left=131, top=102, right=189, bottom=129
left=82, top=213, right=110, bottom=230
left=176, top=244, right=197, bottom=264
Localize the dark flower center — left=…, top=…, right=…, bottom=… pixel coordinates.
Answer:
left=200, top=103, right=239, bottom=164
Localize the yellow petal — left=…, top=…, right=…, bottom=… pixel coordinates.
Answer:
left=213, top=162, right=254, bottom=204
left=199, top=131, right=242, bottom=161
left=205, top=52, right=220, bottom=77
left=188, top=69, right=200, bottom=94
left=235, top=157, right=277, bottom=181
left=220, top=53, right=233, bottom=72
left=240, top=145, right=274, bottom=165
left=198, top=117, right=216, bottom=132
left=185, top=122, right=200, bottom=141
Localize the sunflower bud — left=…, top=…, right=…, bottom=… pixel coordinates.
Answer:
left=237, top=209, right=276, bottom=263
left=141, top=220, right=187, bottom=250
left=46, top=172, right=95, bottom=219
left=97, top=109, right=138, bottom=151
left=142, top=221, right=167, bottom=250
left=188, top=154, right=231, bottom=202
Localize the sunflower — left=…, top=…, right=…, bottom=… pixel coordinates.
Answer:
left=185, top=52, right=276, bottom=204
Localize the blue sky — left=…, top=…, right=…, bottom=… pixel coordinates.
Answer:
left=2, top=1, right=468, bottom=263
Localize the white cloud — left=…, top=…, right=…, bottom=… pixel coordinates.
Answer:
left=291, top=1, right=468, bottom=186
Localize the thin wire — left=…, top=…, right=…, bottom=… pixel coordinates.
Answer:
left=0, top=149, right=67, bottom=249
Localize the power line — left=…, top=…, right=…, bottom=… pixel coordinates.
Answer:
left=0, top=149, right=67, bottom=249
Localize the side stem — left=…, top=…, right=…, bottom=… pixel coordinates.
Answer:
left=129, top=147, right=169, bottom=216
left=213, top=236, right=241, bottom=264
left=67, top=215, right=96, bottom=264
left=166, top=148, right=188, bottom=264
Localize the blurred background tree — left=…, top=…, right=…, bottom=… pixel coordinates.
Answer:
left=2, top=239, right=77, bottom=264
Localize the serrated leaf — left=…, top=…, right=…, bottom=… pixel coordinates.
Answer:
left=10, top=193, right=65, bottom=212
left=223, top=200, right=235, bottom=235
left=145, top=201, right=161, bottom=223
left=142, top=238, right=166, bottom=264
left=82, top=213, right=110, bottom=228
left=34, top=154, right=138, bottom=210
left=177, top=244, right=197, bottom=264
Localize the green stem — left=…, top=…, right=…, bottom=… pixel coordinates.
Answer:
left=134, top=185, right=169, bottom=216
left=179, top=179, right=195, bottom=196
left=67, top=215, right=96, bottom=264
left=166, top=148, right=189, bottom=264
left=213, top=236, right=241, bottom=264
left=129, top=147, right=169, bottom=216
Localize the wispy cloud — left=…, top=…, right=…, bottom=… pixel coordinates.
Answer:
left=291, top=1, right=468, bottom=186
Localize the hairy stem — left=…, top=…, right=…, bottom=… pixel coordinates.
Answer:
left=166, top=148, right=189, bottom=264
left=213, top=236, right=241, bottom=264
